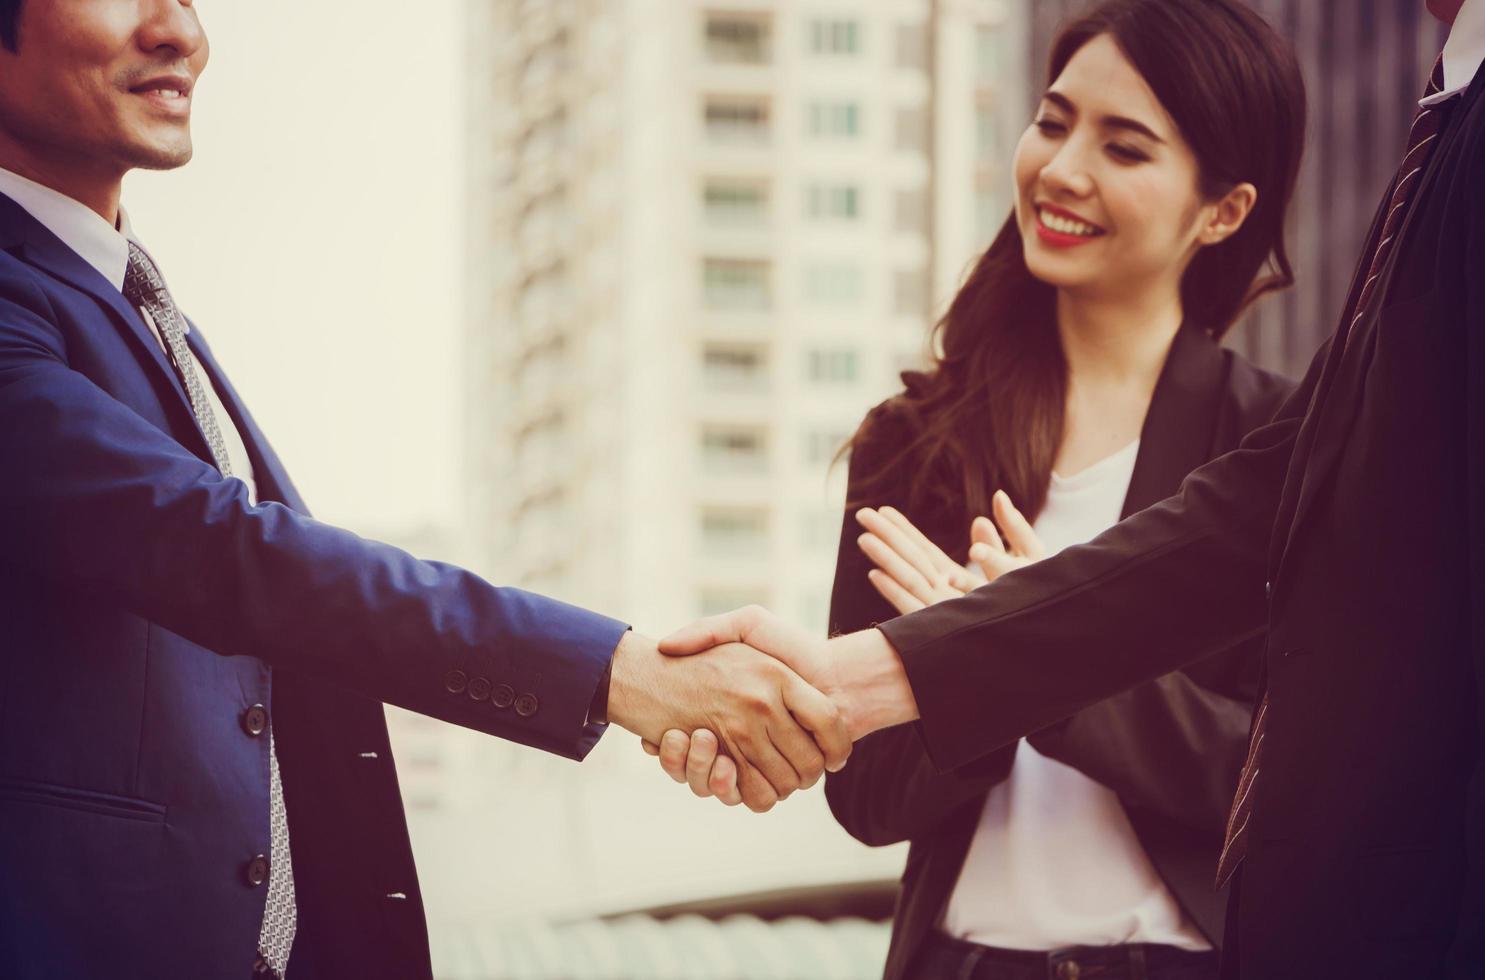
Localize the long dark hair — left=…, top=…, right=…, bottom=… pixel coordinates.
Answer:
left=846, top=0, right=1305, bottom=527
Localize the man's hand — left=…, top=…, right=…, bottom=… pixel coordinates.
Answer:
left=606, top=630, right=848, bottom=812
left=649, top=607, right=920, bottom=804
left=641, top=730, right=742, bottom=806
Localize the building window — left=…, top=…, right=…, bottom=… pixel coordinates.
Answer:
left=514, top=409, right=567, bottom=471
left=704, top=95, right=771, bottom=144
left=805, top=183, right=861, bottom=221
left=801, top=507, right=844, bottom=549
left=976, top=103, right=1000, bottom=159
left=517, top=185, right=568, bottom=251
left=518, top=30, right=569, bottom=94
left=894, top=188, right=928, bottom=236
left=893, top=346, right=931, bottom=378
left=809, top=19, right=861, bottom=55
left=976, top=186, right=1009, bottom=243
left=803, top=261, right=864, bottom=306
left=803, top=428, right=851, bottom=464
left=518, top=108, right=567, bottom=170
left=895, top=23, right=929, bottom=71
left=894, top=267, right=928, bottom=317
left=516, top=261, right=567, bottom=326
left=975, top=23, right=1007, bottom=83
left=894, top=105, right=928, bottom=154
left=703, top=258, right=772, bottom=310
left=705, top=12, right=771, bottom=64
left=701, top=425, right=768, bottom=473
left=806, top=348, right=859, bottom=383
left=798, top=589, right=831, bottom=633
left=514, top=488, right=569, bottom=552
left=702, top=343, right=769, bottom=388
left=700, top=507, right=769, bottom=555
left=703, top=179, right=769, bottom=226
left=807, top=100, right=861, bottom=139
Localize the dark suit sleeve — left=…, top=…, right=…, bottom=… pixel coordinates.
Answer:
left=1026, top=371, right=1293, bottom=834
left=824, top=405, right=1015, bottom=846
left=880, top=345, right=1329, bottom=774
left=1026, top=667, right=1257, bottom=833
left=1457, top=112, right=1485, bottom=963
left=0, top=276, right=626, bottom=761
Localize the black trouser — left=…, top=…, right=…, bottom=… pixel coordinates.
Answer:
left=910, top=933, right=1221, bottom=980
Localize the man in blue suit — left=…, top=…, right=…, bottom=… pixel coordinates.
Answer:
left=0, top=2, right=849, bottom=978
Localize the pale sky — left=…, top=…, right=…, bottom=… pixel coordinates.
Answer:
left=126, top=0, right=465, bottom=538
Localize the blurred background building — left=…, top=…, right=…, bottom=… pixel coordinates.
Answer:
left=126, top=1, right=1454, bottom=977
left=432, top=1, right=1452, bottom=977
left=461, top=0, right=1030, bottom=637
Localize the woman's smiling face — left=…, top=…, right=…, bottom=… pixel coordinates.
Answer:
left=1013, top=33, right=1214, bottom=301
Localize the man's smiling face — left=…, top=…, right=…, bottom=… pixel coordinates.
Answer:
left=0, top=0, right=209, bottom=184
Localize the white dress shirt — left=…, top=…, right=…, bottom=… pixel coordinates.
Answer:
left=1421, top=0, right=1485, bottom=107
left=942, top=439, right=1212, bottom=953
left=0, top=167, right=257, bottom=503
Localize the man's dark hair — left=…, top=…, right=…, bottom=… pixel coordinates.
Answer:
left=0, top=0, right=19, bottom=52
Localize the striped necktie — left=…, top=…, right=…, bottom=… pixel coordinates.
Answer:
left=1214, top=55, right=1454, bottom=890
left=1336, top=55, right=1452, bottom=355
left=121, top=244, right=298, bottom=977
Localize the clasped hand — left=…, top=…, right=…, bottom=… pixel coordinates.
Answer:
left=639, top=498, right=1037, bottom=809
left=606, top=610, right=853, bottom=812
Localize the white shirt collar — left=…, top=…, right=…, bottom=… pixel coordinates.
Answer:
left=1421, top=0, right=1485, bottom=106
left=0, top=166, right=136, bottom=291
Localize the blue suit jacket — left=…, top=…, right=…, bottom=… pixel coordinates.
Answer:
left=0, top=193, right=627, bottom=980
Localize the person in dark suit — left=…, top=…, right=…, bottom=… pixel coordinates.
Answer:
left=656, top=2, right=1301, bottom=976
left=0, top=2, right=847, bottom=978
left=658, top=0, right=1485, bottom=976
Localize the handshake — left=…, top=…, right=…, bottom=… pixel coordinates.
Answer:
left=605, top=605, right=921, bottom=813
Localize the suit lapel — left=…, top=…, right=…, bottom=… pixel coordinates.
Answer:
left=0, top=194, right=195, bottom=414
left=1274, top=74, right=1483, bottom=579
left=1121, top=324, right=1228, bottom=518
left=1263, top=193, right=1391, bottom=578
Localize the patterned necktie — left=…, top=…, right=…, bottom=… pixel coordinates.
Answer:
left=121, top=244, right=298, bottom=977
left=1336, top=55, right=1451, bottom=355
left=1214, top=55, right=1453, bottom=890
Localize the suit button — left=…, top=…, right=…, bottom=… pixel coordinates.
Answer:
left=491, top=684, right=516, bottom=709
left=241, top=704, right=268, bottom=737
left=444, top=669, right=468, bottom=695
left=514, top=693, right=539, bottom=718
left=1265, top=579, right=1272, bottom=600
left=245, top=854, right=270, bottom=887
left=467, top=676, right=492, bottom=702
left=1054, top=961, right=1080, bottom=980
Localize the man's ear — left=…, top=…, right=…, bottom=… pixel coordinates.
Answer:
left=1198, top=182, right=1258, bottom=245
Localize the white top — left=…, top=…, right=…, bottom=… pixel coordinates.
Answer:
left=0, top=167, right=257, bottom=503
left=942, top=439, right=1212, bottom=953
left=1421, top=0, right=1485, bottom=107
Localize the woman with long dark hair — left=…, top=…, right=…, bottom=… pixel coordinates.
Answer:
left=652, top=1, right=1308, bottom=977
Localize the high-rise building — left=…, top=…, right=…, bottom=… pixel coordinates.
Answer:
left=464, top=0, right=1029, bottom=639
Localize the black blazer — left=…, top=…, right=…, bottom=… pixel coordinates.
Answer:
left=875, top=69, right=1485, bottom=979
left=825, top=326, right=1292, bottom=980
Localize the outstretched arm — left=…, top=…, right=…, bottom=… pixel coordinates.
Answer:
left=666, top=339, right=1327, bottom=774
left=0, top=277, right=846, bottom=794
